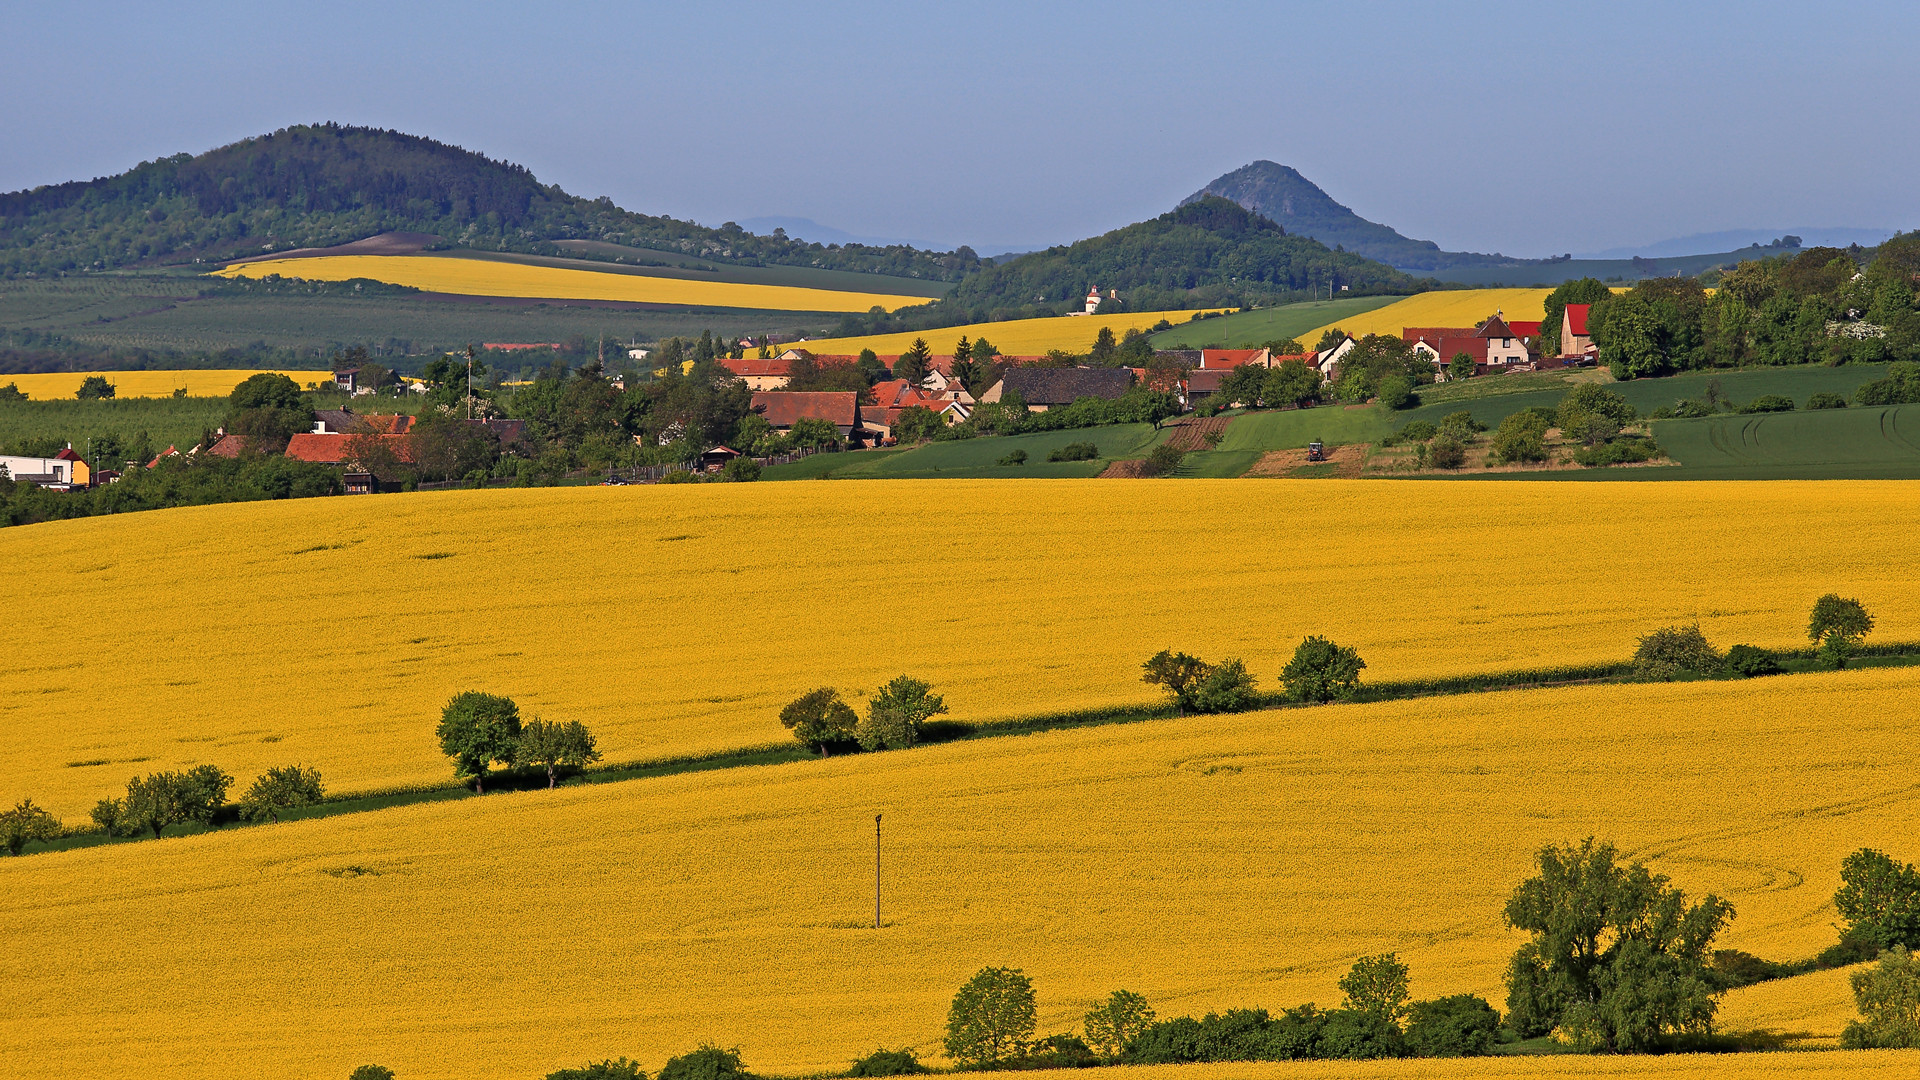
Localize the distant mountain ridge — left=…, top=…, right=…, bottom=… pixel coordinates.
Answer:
left=1182, top=161, right=1541, bottom=272
left=0, top=124, right=983, bottom=282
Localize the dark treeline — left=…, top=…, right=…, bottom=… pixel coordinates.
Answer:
left=0, top=124, right=984, bottom=282
left=1586, top=234, right=1920, bottom=378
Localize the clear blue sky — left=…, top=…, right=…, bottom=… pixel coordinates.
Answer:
left=4, top=1, right=1916, bottom=256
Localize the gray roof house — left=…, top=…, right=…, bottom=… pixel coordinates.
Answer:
left=979, top=367, right=1134, bottom=412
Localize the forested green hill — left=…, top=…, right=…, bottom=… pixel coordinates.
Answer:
left=0, top=124, right=983, bottom=282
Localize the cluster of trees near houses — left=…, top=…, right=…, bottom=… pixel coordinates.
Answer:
left=1583, top=234, right=1920, bottom=379
left=337, top=840, right=1920, bottom=1079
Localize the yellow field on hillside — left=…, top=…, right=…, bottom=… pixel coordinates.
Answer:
left=783, top=308, right=1232, bottom=356
left=7, top=480, right=1920, bottom=821
left=213, top=254, right=931, bottom=312
left=5, top=671, right=1915, bottom=1079
left=0, top=369, right=334, bottom=399
left=1292, top=288, right=1556, bottom=345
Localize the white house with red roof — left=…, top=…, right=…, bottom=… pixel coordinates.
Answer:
left=1407, top=312, right=1533, bottom=373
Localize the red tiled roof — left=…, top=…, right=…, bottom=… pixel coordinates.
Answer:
left=1272, top=353, right=1317, bottom=364
left=721, top=356, right=795, bottom=378
left=54, top=447, right=81, bottom=461
left=750, top=391, right=859, bottom=430
left=1565, top=304, right=1591, bottom=336
left=205, top=435, right=250, bottom=458
left=1186, top=370, right=1230, bottom=391
left=1507, top=321, right=1542, bottom=338
left=1198, top=349, right=1263, bottom=369
left=1420, top=337, right=1491, bottom=362
left=284, top=432, right=415, bottom=465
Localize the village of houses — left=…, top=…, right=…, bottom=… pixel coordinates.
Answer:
left=0, top=300, right=1600, bottom=489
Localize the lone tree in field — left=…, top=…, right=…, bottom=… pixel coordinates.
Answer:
left=858, top=676, right=947, bottom=751
left=780, top=688, right=860, bottom=756
left=437, top=691, right=522, bottom=792
left=121, top=765, right=232, bottom=838
left=1503, top=837, right=1733, bottom=1051
left=945, top=966, right=1036, bottom=1067
left=1142, top=650, right=1211, bottom=714
left=1083, top=990, right=1155, bottom=1061
left=1835, top=848, right=1920, bottom=951
left=2, top=798, right=62, bottom=855
left=239, top=765, right=326, bottom=823
left=1281, top=636, right=1365, bottom=703
left=1809, top=593, right=1875, bottom=668
left=1340, top=953, right=1412, bottom=1027
left=518, top=718, right=602, bottom=788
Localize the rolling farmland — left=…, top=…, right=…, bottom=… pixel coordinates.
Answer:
left=777, top=308, right=1233, bottom=357
left=4, top=670, right=1917, bottom=1078
left=214, top=254, right=932, bottom=313
left=1146, top=297, right=1401, bottom=349
left=8, top=480, right=1920, bottom=821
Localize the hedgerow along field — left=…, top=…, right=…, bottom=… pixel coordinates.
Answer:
left=8, top=480, right=1920, bottom=821
left=214, top=254, right=932, bottom=313
left=5, top=669, right=1919, bottom=1078
left=771, top=308, right=1234, bottom=357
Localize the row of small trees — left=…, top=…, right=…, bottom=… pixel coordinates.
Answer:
left=1141, top=636, right=1367, bottom=714
left=1633, top=593, right=1875, bottom=680
left=436, top=692, right=602, bottom=791
left=780, top=677, right=948, bottom=755
left=2, top=763, right=328, bottom=854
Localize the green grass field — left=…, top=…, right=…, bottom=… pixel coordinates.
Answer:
left=0, top=273, right=839, bottom=362
left=788, top=424, right=1166, bottom=479
left=1148, top=296, right=1399, bottom=349
left=757, top=447, right=904, bottom=480
left=1398, top=364, right=1893, bottom=432
left=1648, top=404, right=1920, bottom=479
left=1217, top=404, right=1390, bottom=453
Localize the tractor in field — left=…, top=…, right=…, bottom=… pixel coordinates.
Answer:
left=1306, top=441, right=1326, bottom=462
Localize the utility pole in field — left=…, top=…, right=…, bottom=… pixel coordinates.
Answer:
left=875, top=813, right=883, bottom=929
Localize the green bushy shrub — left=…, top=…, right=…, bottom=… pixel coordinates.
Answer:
left=997, top=448, right=1027, bottom=466
left=1047, top=441, right=1099, bottom=462
left=1632, top=624, right=1721, bottom=681
left=1806, top=392, right=1849, bottom=410
left=847, top=1049, right=928, bottom=1077
left=1737, top=394, right=1795, bottom=413
left=1671, top=399, right=1714, bottom=418
left=1403, top=995, right=1500, bottom=1057
left=658, top=1046, right=754, bottom=1080
left=546, top=1060, right=647, bottom=1080
left=1397, top=420, right=1437, bottom=442
left=1724, top=644, right=1783, bottom=677
left=1427, top=435, right=1466, bottom=469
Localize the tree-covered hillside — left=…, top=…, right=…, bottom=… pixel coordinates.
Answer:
left=938, top=197, right=1424, bottom=314
left=0, top=124, right=984, bottom=282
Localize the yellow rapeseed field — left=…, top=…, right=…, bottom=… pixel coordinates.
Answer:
left=213, top=254, right=931, bottom=312
left=0, top=368, right=334, bottom=399
left=780, top=308, right=1233, bottom=357
left=1291, top=288, right=1555, bottom=346
left=7, top=480, right=1920, bottom=821
left=4, top=671, right=1915, bottom=1078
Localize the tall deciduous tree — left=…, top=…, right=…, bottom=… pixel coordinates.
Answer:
left=518, top=718, right=602, bottom=787
left=1809, top=594, right=1874, bottom=668
left=1083, top=990, right=1155, bottom=1061
left=1842, top=945, right=1920, bottom=1049
left=945, top=967, right=1036, bottom=1067
left=1141, top=650, right=1212, bottom=715
left=1340, top=954, right=1412, bottom=1026
left=1835, top=848, right=1920, bottom=950
left=437, top=691, right=522, bottom=792
left=1503, top=838, right=1733, bottom=1050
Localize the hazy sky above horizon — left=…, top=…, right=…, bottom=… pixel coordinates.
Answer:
left=5, top=1, right=1917, bottom=257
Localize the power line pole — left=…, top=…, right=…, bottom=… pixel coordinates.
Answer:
left=875, top=813, right=883, bottom=929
